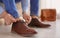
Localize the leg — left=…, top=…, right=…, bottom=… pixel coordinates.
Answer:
left=21, top=0, right=29, bottom=13
left=15, top=0, right=21, bottom=3
left=8, top=0, right=37, bottom=36
left=30, top=0, right=39, bottom=16
left=15, top=0, right=31, bottom=23
left=0, top=0, right=2, bottom=2
left=0, top=6, right=4, bottom=15
left=21, top=0, right=31, bottom=23
left=28, top=0, right=51, bottom=28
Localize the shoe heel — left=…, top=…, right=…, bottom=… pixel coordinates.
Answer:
left=11, top=29, right=14, bottom=33
left=11, top=26, right=15, bottom=32
left=11, top=29, right=16, bottom=34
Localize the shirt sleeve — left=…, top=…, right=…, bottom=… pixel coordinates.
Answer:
left=2, top=0, right=19, bottom=18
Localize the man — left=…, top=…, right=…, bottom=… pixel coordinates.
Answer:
left=0, top=0, right=37, bottom=37
left=0, top=0, right=51, bottom=37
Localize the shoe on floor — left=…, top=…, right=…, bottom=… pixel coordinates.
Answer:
left=29, top=18, right=51, bottom=28
left=11, top=20, right=37, bottom=37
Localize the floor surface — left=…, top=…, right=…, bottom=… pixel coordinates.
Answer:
left=0, top=19, right=60, bottom=38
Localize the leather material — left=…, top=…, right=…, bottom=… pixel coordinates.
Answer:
left=11, top=20, right=37, bottom=37
left=29, top=18, right=51, bottom=28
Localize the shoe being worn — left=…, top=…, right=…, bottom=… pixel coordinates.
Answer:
left=29, top=18, right=51, bottom=28
left=11, top=20, right=37, bottom=37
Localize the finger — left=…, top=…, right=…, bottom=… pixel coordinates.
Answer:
left=8, top=14, right=16, bottom=22
left=5, top=18, right=11, bottom=25
left=5, top=20, right=10, bottom=25
left=25, top=20, right=28, bottom=23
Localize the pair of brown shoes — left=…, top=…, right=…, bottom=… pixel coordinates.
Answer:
left=11, top=18, right=51, bottom=37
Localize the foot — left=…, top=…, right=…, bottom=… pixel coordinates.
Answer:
left=11, top=20, right=37, bottom=37
left=29, top=16, right=51, bottom=28
left=1, top=11, right=16, bottom=25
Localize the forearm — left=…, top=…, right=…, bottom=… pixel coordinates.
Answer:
left=2, top=0, right=19, bottom=18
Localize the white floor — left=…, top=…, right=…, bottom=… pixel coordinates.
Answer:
left=0, top=19, right=60, bottom=38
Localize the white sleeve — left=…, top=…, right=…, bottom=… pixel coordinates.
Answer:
left=0, top=6, right=5, bottom=15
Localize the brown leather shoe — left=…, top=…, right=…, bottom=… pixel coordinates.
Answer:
left=11, top=20, right=37, bottom=37
left=29, top=18, right=51, bottom=28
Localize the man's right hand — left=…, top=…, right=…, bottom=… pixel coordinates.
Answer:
left=1, top=11, right=17, bottom=25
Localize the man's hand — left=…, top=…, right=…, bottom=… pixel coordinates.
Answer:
left=1, top=11, right=16, bottom=25
left=23, top=13, right=32, bottom=24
